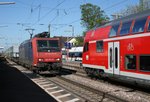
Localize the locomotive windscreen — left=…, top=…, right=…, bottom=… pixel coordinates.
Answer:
left=37, top=40, right=60, bottom=52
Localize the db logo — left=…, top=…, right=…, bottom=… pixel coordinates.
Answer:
left=91, top=30, right=95, bottom=37
left=127, top=43, right=134, bottom=51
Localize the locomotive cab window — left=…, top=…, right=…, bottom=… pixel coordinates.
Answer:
left=140, top=55, right=150, bottom=72
left=96, top=41, right=103, bottom=52
left=37, top=40, right=60, bottom=52
left=125, top=55, right=136, bottom=70
left=120, top=21, right=132, bottom=35
left=83, top=42, right=89, bottom=52
left=132, top=17, right=147, bottom=33
left=109, top=24, right=119, bottom=37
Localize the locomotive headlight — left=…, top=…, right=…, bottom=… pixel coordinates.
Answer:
left=56, top=58, right=60, bottom=61
left=38, top=58, right=44, bottom=61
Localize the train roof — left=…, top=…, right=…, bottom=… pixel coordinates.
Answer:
left=33, top=32, right=49, bottom=38
left=20, top=39, right=31, bottom=45
left=69, top=47, right=83, bottom=52
left=33, top=37, right=59, bottom=40
left=19, top=37, right=60, bottom=47
left=85, top=26, right=111, bottom=42
left=85, top=9, right=150, bottom=42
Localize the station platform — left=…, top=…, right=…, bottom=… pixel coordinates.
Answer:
left=0, top=59, right=57, bottom=102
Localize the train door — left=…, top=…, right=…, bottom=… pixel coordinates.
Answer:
left=108, top=42, right=120, bottom=75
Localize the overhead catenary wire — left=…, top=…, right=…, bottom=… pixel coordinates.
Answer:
left=103, top=0, right=129, bottom=11
left=32, top=0, right=66, bottom=26
left=9, top=0, right=135, bottom=36
left=49, top=0, right=135, bottom=37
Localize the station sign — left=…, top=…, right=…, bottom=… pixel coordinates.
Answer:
left=64, top=42, right=73, bottom=49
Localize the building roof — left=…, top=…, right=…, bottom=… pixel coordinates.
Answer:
left=53, top=36, right=84, bottom=48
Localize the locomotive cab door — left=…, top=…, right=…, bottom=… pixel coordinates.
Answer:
left=108, top=42, right=120, bottom=75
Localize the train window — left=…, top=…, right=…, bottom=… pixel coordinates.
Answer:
left=37, top=40, right=59, bottom=52
left=109, top=24, right=119, bottom=37
left=132, top=17, right=147, bottom=33
left=125, top=55, right=136, bottom=70
left=120, top=21, right=132, bottom=35
left=148, top=21, right=150, bottom=31
left=110, top=48, right=113, bottom=68
left=115, top=47, right=118, bottom=68
left=62, top=50, right=67, bottom=55
left=69, top=52, right=74, bottom=57
left=78, top=52, right=82, bottom=57
left=37, top=40, right=59, bottom=48
left=83, top=42, right=89, bottom=52
left=96, top=41, right=103, bottom=52
left=140, top=55, right=150, bottom=71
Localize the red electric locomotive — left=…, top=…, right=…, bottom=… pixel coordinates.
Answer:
left=82, top=10, right=150, bottom=86
left=19, top=32, right=62, bottom=73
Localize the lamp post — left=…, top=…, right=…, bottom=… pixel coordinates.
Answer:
left=48, top=24, right=51, bottom=37
left=69, top=25, right=74, bottom=37
left=0, top=2, right=15, bottom=5
left=0, top=25, right=8, bottom=28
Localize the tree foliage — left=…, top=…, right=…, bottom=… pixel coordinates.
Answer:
left=80, top=3, right=109, bottom=31
left=75, top=36, right=84, bottom=46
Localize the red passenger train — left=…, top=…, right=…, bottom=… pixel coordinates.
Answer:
left=19, top=32, right=62, bottom=73
left=82, top=10, right=150, bottom=86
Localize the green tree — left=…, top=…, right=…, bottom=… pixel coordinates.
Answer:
left=80, top=3, right=109, bottom=31
left=75, top=36, right=84, bottom=46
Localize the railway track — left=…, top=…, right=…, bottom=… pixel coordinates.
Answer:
left=62, top=61, right=84, bottom=73
left=62, top=62, right=150, bottom=93
left=48, top=76, right=127, bottom=102
left=61, top=74, right=150, bottom=102
left=7, top=60, right=150, bottom=102
left=62, top=61, right=150, bottom=102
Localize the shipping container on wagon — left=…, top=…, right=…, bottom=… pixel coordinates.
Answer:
left=4, top=45, right=19, bottom=59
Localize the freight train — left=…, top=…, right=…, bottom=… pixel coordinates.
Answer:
left=82, top=10, right=150, bottom=86
left=4, top=45, right=19, bottom=62
left=5, top=32, right=62, bottom=73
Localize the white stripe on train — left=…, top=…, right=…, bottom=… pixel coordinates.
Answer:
left=82, top=64, right=150, bottom=81
left=89, top=33, right=150, bottom=43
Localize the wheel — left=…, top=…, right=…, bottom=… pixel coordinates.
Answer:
left=32, top=67, right=39, bottom=74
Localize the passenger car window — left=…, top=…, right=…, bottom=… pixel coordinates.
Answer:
left=120, top=21, right=132, bottom=35
left=140, top=55, right=150, bottom=71
left=132, top=17, right=147, bottom=33
left=109, top=24, right=119, bottom=37
left=125, top=55, right=136, bottom=70
left=96, top=41, right=103, bottom=52
left=83, top=42, right=89, bottom=52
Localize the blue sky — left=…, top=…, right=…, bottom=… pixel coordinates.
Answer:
left=0, top=0, right=139, bottom=50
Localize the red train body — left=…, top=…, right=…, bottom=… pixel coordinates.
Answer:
left=19, top=32, right=62, bottom=72
left=82, top=10, right=150, bottom=86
